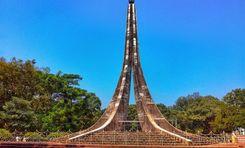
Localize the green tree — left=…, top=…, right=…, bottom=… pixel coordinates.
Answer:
left=223, top=88, right=245, bottom=108
left=237, top=108, right=245, bottom=128
left=173, top=95, right=222, bottom=133
left=0, top=57, right=103, bottom=132
left=157, top=103, right=171, bottom=120
left=210, top=102, right=240, bottom=133
left=0, top=97, right=38, bottom=132
left=127, top=105, right=139, bottom=131
left=42, top=89, right=101, bottom=132
left=222, top=89, right=245, bottom=129
left=0, top=58, right=39, bottom=107
left=0, top=129, right=12, bottom=140
left=127, top=105, right=138, bottom=121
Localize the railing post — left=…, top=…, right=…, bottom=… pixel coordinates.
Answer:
left=125, top=131, right=127, bottom=145
left=102, top=130, right=104, bottom=145
left=161, top=131, right=163, bottom=146
left=113, top=130, right=115, bottom=144
left=137, top=130, right=139, bottom=146
left=149, top=130, right=151, bottom=145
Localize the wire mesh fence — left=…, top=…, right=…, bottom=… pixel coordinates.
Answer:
left=0, top=130, right=72, bottom=143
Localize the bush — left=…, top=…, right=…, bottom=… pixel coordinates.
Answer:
left=47, top=132, right=68, bottom=140
left=24, top=132, right=44, bottom=141
left=0, top=129, right=12, bottom=141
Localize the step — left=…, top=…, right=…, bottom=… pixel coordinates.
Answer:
left=237, top=135, right=245, bottom=143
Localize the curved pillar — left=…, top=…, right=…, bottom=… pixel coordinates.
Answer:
left=64, top=0, right=205, bottom=144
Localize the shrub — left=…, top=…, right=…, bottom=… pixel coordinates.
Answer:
left=0, top=129, right=12, bottom=141
left=24, top=132, right=44, bottom=141
left=47, top=132, right=68, bottom=140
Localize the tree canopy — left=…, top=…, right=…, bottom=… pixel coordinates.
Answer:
left=0, top=57, right=244, bottom=134
left=0, top=58, right=102, bottom=132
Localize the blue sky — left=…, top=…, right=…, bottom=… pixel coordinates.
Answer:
left=0, top=0, right=244, bottom=107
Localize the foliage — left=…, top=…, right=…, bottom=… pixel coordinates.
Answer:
left=0, top=129, right=12, bottom=140
left=0, top=57, right=244, bottom=134
left=0, top=58, right=38, bottom=107
left=47, top=132, right=68, bottom=140
left=0, top=57, right=101, bottom=132
left=42, top=90, right=102, bottom=132
left=24, top=132, right=44, bottom=141
left=127, top=105, right=138, bottom=121
left=210, top=102, right=240, bottom=133
left=237, top=108, right=245, bottom=128
left=223, top=89, right=245, bottom=108
left=127, top=105, right=139, bottom=131
left=0, top=97, right=38, bottom=132
left=171, top=91, right=245, bottom=134
left=157, top=103, right=171, bottom=120
left=172, top=95, right=223, bottom=133
left=222, top=89, right=245, bottom=129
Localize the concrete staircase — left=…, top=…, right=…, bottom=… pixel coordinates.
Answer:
left=68, top=131, right=217, bottom=146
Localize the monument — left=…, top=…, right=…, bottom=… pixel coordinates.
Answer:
left=57, top=0, right=218, bottom=146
